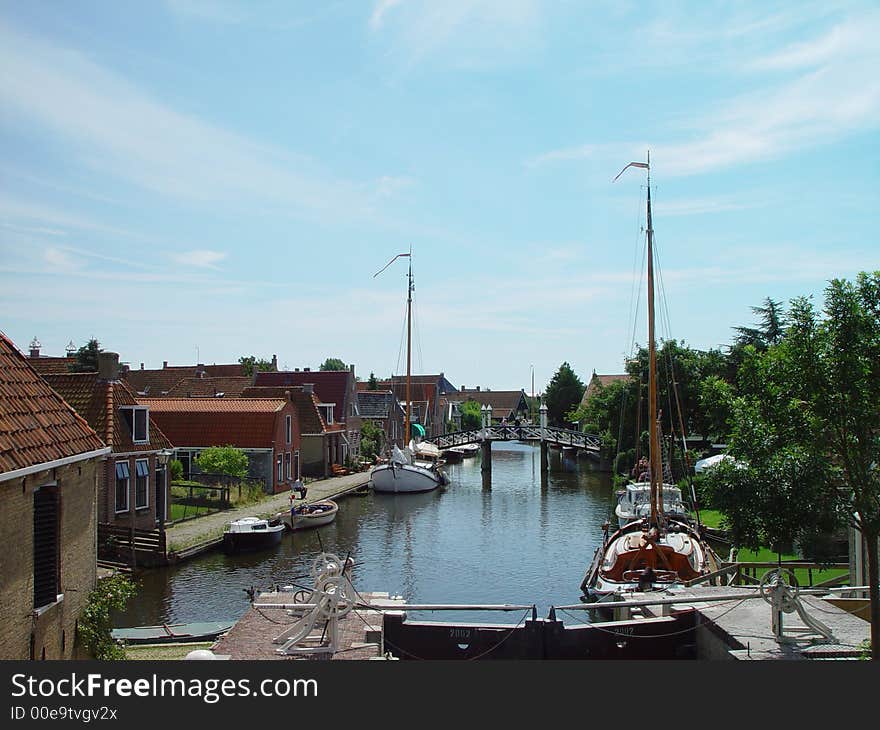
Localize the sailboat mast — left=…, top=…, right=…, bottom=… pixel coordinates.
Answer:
left=645, top=156, right=662, bottom=525
left=405, top=252, right=413, bottom=447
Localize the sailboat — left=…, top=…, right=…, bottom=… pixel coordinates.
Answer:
left=370, top=249, right=448, bottom=494
left=581, top=155, right=719, bottom=601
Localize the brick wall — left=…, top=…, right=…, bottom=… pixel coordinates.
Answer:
left=0, top=457, right=100, bottom=660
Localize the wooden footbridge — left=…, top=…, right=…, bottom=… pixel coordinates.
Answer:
left=426, top=424, right=600, bottom=452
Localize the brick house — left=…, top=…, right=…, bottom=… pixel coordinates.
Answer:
left=140, top=394, right=301, bottom=493
left=357, top=373, right=457, bottom=438
left=0, top=332, right=109, bottom=660
left=241, top=385, right=345, bottom=477
left=449, top=387, right=531, bottom=425
left=43, top=352, right=174, bottom=532
left=124, top=358, right=258, bottom=396
left=578, top=371, right=631, bottom=411
left=254, top=366, right=362, bottom=463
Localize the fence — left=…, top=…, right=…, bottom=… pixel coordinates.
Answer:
left=170, top=473, right=238, bottom=522
left=97, top=523, right=166, bottom=568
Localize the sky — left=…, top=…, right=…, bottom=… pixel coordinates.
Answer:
left=1, top=0, right=878, bottom=393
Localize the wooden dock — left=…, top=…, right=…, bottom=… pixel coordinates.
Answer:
left=162, top=471, right=372, bottom=563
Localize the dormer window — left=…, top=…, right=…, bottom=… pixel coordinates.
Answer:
left=318, top=403, right=334, bottom=424
left=121, top=407, right=149, bottom=444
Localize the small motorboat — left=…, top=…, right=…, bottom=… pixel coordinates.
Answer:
left=222, top=516, right=285, bottom=553
left=111, top=621, right=232, bottom=645
left=281, top=499, right=339, bottom=531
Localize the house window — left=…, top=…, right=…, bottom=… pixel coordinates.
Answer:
left=319, top=404, right=334, bottom=424
left=121, top=407, right=149, bottom=443
left=277, top=455, right=283, bottom=482
left=285, top=452, right=291, bottom=480
left=135, top=459, right=149, bottom=509
left=286, top=415, right=292, bottom=445
left=33, top=486, right=59, bottom=609
left=115, top=462, right=130, bottom=513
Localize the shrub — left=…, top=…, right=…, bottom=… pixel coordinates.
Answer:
left=77, top=574, right=137, bottom=660
left=169, top=459, right=183, bottom=481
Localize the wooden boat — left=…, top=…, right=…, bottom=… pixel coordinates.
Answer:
left=222, top=516, right=284, bottom=553
left=281, top=499, right=338, bottom=530
left=370, top=249, right=447, bottom=494
left=614, top=481, right=688, bottom=527
left=111, top=621, right=232, bottom=645
left=456, top=443, right=480, bottom=458
left=581, top=156, right=719, bottom=603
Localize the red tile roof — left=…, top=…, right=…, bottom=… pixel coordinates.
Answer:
left=27, top=355, right=78, bottom=375
left=448, top=390, right=529, bottom=420
left=124, top=363, right=248, bottom=395
left=43, top=374, right=173, bottom=453
left=165, top=376, right=252, bottom=397
left=579, top=373, right=631, bottom=408
left=0, top=333, right=107, bottom=474
left=137, top=397, right=286, bottom=449
left=253, top=371, right=351, bottom=421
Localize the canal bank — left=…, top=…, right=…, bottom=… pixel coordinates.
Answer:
left=165, top=471, right=371, bottom=561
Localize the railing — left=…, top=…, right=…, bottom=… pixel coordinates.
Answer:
left=684, top=561, right=850, bottom=588
left=427, top=425, right=601, bottom=451
left=97, top=523, right=166, bottom=567
left=170, top=479, right=233, bottom=522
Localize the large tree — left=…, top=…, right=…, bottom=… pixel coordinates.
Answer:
left=195, top=446, right=249, bottom=479
left=544, top=362, right=585, bottom=427
left=706, top=273, right=880, bottom=659
left=320, top=357, right=347, bottom=371
left=239, top=355, right=276, bottom=376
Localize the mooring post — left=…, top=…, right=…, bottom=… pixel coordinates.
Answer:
left=540, top=440, right=549, bottom=473
left=481, top=439, right=492, bottom=474
left=539, top=402, right=549, bottom=473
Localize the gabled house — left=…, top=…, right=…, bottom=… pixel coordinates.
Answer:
left=241, top=385, right=344, bottom=477
left=358, top=373, right=457, bottom=437
left=448, top=387, right=531, bottom=425
left=25, top=337, right=79, bottom=375
left=253, top=366, right=362, bottom=463
left=0, top=332, right=109, bottom=660
left=43, top=353, right=174, bottom=532
left=578, top=371, right=631, bottom=411
left=357, top=390, right=406, bottom=449
left=139, top=394, right=300, bottom=493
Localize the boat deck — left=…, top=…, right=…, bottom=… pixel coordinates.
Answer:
left=212, top=591, right=399, bottom=660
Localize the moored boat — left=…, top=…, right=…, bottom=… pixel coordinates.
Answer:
left=614, top=481, right=688, bottom=527
left=281, top=499, right=339, bottom=530
left=581, top=156, right=719, bottom=603
left=111, top=621, right=232, bottom=645
left=222, top=516, right=285, bottom=554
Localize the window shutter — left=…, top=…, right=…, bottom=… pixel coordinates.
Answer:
left=33, top=488, right=59, bottom=608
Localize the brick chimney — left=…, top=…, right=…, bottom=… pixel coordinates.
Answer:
left=163, top=361, right=168, bottom=369
left=304, top=367, right=310, bottom=372
left=476, top=385, right=480, bottom=392
left=98, top=352, right=120, bottom=381
left=272, top=354, right=278, bottom=370
left=29, top=337, right=41, bottom=358
left=140, top=363, right=145, bottom=370
left=461, top=385, right=465, bottom=392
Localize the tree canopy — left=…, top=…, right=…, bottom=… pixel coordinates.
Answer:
left=460, top=399, right=482, bottom=430
left=195, top=446, right=249, bottom=479
left=238, top=355, right=276, bottom=376
left=705, top=272, right=880, bottom=659
left=68, top=338, right=101, bottom=373
left=544, top=362, right=585, bottom=427
left=320, top=357, right=347, bottom=371
left=367, top=372, right=379, bottom=390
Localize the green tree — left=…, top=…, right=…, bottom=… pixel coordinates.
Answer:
left=544, top=362, right=585, bottom=427
left=460, top=399, right=482, bottom=430
left=77, top=574, right=137, bottom=659
left=706, top=273, right=880, bottom=659
left=195, top=446, right=249, bottom=478
left=320, top=357, right=347, bottom=371
left=68, top=338, right=101, bottom=373
left=239, top=355, right=276, bottom=376
left=733, top=297, right=787, bottom=350
left=367, top=372, right=379, bottom=390
left=359, top=419, right=385, bottom=460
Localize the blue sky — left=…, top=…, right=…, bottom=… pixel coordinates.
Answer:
left=1, top=0, right=878, bottom=392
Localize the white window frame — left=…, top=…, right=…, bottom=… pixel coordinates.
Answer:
left=285, top=452, right=291, bottom=480
left=115, top=461, right=130, bottom=513
left=277, top=455, right=283, bottom=482
left=319, top=403, right=334, bottom=424
left=134, top=458, right=150, bottom=510
left=123, top=406, right=150, bottom=444
left=286, top=415, right=292, bottom=445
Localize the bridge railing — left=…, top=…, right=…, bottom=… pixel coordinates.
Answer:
left=427, top=425, right=600, bottom=451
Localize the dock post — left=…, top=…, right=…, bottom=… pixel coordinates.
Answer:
left=540, top=441, right=548, bottom=473
left=481, top=440, right=492, bottom=474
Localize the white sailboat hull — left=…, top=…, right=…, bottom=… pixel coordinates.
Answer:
left=371, top=462, right=442, bottom=493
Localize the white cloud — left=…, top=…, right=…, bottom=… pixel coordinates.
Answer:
left=370, top=0, right=405, bottom=30
left=170, top=250, right=228, bottom=269
left=43, top=247, right=84, bottom=271
left=0, top=22, right=378, bottom=222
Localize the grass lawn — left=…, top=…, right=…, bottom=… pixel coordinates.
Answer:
left=125, top=641, right=214, bottom=660
left=169, top=502, right=213, bottom=521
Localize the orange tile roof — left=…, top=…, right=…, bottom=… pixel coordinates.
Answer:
left=138, top=398, right=286, bottom=448
left=43, top=374, right=173, bottom=453
left=27, top=355, right=78, bottom=375
left=165, top=376, right=252, bottom=397
left=240, top=387, right=329, bottom=435
left=0, top=332, right=107, bottom=474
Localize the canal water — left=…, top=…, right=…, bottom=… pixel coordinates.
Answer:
left=115, top=443, right=615, bottom=628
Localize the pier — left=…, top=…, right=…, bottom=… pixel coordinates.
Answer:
left=163, top=471, right=371, bottom=563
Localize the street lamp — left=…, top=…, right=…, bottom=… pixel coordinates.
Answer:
left=156, top=449, right=174, bottom=534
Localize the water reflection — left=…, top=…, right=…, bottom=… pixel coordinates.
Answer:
left=115, top=442, right=614, bottom=628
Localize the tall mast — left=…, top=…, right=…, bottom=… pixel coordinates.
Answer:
left=405, top=249, right=413, bottom=447
left=645, top=154, right=662, bottom=525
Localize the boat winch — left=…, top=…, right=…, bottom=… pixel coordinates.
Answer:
left=758, top=568, right=837, bottom=644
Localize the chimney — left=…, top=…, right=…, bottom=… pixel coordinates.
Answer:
left=304, top=367, right=310, bottom=372
left=65, top=340, right=76, bottom=357
left=303, top=383, right=314, bottom=395
left=349, top=364, right=355, bottom=375
left=163, top=361, right=168, bottom=369
left=29, top=337, right=41, bottom=358
left=98, top=352, right=120, bottom=381
left=461, top=385, right=465, bottom=392
left=272, top=354, right=278, bottom=370
left=294, top=368, right=300, bottom=372
left=140, top=363, right=144, bottom=370
left=476, top=386, right=480, bottom=392
left=284, top=389, right=292, bottom=403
